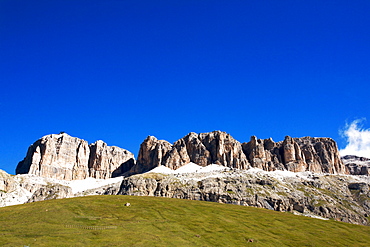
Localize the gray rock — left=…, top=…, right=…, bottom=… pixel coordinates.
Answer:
left=342, top=155, right=370, bottom=175
left=88, top=140, right=135, bottom=179
left=16, top=133, right=134, bottom=180
left=129, top=131, right=250, bottom=175
left=27, top=184, right=73, bottom=203
left=130, top=132, right=346, bottom=175
left=117, top=170, right=370, bottom=225
left=16, top=133, right=90, bottom=180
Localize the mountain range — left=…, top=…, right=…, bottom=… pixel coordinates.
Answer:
left=1, top=132, right=370, bottom=225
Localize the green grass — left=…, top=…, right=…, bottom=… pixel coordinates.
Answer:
left=0, top=195, right=369, bottom=246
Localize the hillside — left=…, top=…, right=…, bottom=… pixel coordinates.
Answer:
left=2, top=163, right=370, bottom=225
left=1, top=195, right=370, bottom=246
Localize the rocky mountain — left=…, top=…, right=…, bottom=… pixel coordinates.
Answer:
left=16, top=131, right=347, bottom=180
left=3, top=131, right=369, bottom=225
left=342, top=155, right=370, bottom=175
left=128, top=131, right=347, bottom=176
left=16, top=133, right=135, bottom=180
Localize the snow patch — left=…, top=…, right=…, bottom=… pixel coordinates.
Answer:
left=243, top=167, right=317, bottom=181
left=146, top=166, right=174, bottom=174
left=174, top=163, right=203, bottom=173
left=200, top=164, right=229, bottom=173
left=14, top=174, right=124, bottom=194
left=145, top=163, right=230, bottom=175
left=58, top=176, right=125, bottom=194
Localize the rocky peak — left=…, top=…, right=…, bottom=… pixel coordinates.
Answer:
left=16, top=131, right=349, bottom=179
left=132, top=136, right=172, bottom=174
left=128, top=131, right=250, bottom=175
left=129, top=132, right=347, bottom=175
left=16, top=133, right=90, bottom=180
left=242, top=136, right=283, bottom=171
left=88, top=140, right=135, bottom=179
left=199, top=131, right=248, bottom=169
left=16, top=133, right=134, bottom=180
left=242, top=135, right=347, bottom=174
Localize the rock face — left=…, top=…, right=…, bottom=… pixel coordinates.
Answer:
left=129, top=131, right=347, bottom=175
left=16, top=133, right=134, bottom=180
left=16, top=131, right=348, bottom=180
left=89, top=140, right=135, bottom=179
left=243, top=136, right=347, bottom=174
left=131, top=136, right=173, bottom=174
left=342, top=155, right=370, bottom=175
left=129, top=131, right=250, bottom=174
left=16, top=133, right=90, bottom=180
left=0, top=170, right=16, bottom=193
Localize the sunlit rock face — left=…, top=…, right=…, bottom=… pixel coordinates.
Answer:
left=16, top=131, right=347, bottom=180
left=130, top=136, right=173, bottom=175
left=242, top=136, right=347, bottom=174
left=129, top=131, right=347, bottom=175
left=88, top=140, right=135, bottom=179
left=16, top=133, right=90, bottom=180
left=291, top=137, right=347, bottom=174
left=16, top=133, right=134, bottom=180
left=129, top=131, right=250, bottom=174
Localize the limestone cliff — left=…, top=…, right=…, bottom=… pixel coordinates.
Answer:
left=129, top=131, right=249, bottom=174
left=16, top=131, right=348, bottom=180
left=131, top=136, right=172, bottom=174
left=242, top=136, right=347, bottom=174
left=128, top=131, right=347, bottom=175
left=16, top=133, right=134, bottom=180
left=89, top=140, right=135, bottom=179
left=16, top=133, right=90, bottom=180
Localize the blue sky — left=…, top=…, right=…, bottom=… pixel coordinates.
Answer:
left=1, top=0, right=370, bottom=174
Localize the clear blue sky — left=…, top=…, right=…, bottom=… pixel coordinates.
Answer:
left=1, top=0, right=369, bottom=174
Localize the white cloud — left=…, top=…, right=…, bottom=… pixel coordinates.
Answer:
left=340, top=119, right=370, bottom=158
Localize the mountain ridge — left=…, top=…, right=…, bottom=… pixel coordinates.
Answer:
left=16, top=131, right=347, bottom=179
left=2, top=131, right=369, bottom=225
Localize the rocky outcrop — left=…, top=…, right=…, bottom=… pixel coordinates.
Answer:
left=243, top=136, right=347, bottom=174
left=27, top=184, right=73, bottom=203
left=129, top=131, right=346, bottom=175
left=1, top=170, right=71, bottom=207
left=342, top=155, right=370, bottom=175
left=0, top=169, right=123, bottom=207
left=0, top=170, right=16, bottom=193
left=16, top=133, right=134, bottom=180
left=242, top=136, right=284, bottom=171
left=117, top=170, right=370, bottom=225
left=16, top=133, right=90, bottom=180
left=16, top=131, right=348, bottom=180
left=88, top=140, right=135, bottom=179
left=131, top=136, right=172, bottom=174
left=129, top=131, right=250, bottom=174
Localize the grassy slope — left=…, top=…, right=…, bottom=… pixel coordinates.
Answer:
left=0, top=195, right=369, bottom=246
